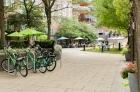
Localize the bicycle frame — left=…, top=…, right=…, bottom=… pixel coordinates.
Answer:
left=7, top=55, right=26, bottom=74
left=26, top=50, right=46, bottom=71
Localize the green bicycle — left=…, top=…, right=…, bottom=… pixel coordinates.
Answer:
left=1, top=47, right=28, bottom=77
left=24, top=48, right=47, bottom=73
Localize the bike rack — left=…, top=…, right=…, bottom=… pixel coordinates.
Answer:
left=57, top=51, right=62, bottom=68
left=8, top=57, right=9, bottom=74
left=27, top=51, right=36, bottom=71
left=7, top=53, right=16, bottom=75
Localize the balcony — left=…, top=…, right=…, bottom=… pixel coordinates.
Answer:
left=72, top=5, right=90, bottom=12
left=85, top=14, right=93, bottom=19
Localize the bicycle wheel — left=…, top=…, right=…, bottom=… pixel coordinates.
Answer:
left=46, top=57, right=56, bottom=71
left=1, top=59, right=14, bottom=73
left=37, top=59, right=47, bottom=73
left=19, top=65, right=28, bottom=77
left=42, top=51, right=49, bottom=59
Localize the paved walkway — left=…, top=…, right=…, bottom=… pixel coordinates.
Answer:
left=0, top=48, right=130, bottom=92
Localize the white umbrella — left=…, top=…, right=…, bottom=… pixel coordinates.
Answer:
left=97, top=38, right=104, bottom=41
left=57, top=37, right=69, bottom=40
left=74, top=37, right=84, bottom=40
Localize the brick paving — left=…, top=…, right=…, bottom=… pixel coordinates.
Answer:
left=0, top=48, right=130, bottom=92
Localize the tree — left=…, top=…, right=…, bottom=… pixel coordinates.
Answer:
left=21, top=0, right=41, bottom=28
left=42, top=0, right=71, bottom=40
left=91, top=0, right=130, bottom=35
left=0, top=0, right=5, bottom=46
left=132, top=0, right=140, bottom=91
left=56, top=17, right=97, bottom=42
left=8, top=5, right=46, bottom=32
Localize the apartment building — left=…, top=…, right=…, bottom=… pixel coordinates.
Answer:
left=72, top=2, right=124, bottom=41
left=4, top=0, right=72, bottom=39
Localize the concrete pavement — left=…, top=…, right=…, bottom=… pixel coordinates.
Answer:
left=0, top=48, right=130, bottom=92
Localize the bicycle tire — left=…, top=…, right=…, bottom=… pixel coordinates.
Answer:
left=1, top=59, right=14, bottom=73
left=46, top=57, right=56, bottom=71
left=37, top=59, right=47, bottom=73
left=19, top=65, right=28, bottom=77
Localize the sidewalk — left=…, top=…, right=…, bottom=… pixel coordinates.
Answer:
left=0, top=48, right=130, bottom=92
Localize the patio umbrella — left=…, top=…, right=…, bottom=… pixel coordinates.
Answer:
left=97, top=38, right=104, bottom=41
left=57, top=37, right=69, bottom=40
left=74, top=37, right=84, bottom=40
left=19, top=28, right=44, bottom=45
left=74, top=37, right=84, bottom=47
left=20, top=28, right=44, bottom=36
left=7, top=32, right=25, bottom=37
left=57, top=37, right=69, bottom=47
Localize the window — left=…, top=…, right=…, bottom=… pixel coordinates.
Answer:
left=57, top=0, right=62, bottom=22
left=34, top=0, right=38, bottom=5
left=99, top=33, right=103, bottom=35
left=63, top=0, right=67, bottom=16
left=42, top=9, right=46, bottom=17
left=4, top=0, right=14, bottom=6
left=51, top=28, right=54, bottom=35
left=4, top=19, right=7, bottom=30
left=51, top=6, right=54, bottom=20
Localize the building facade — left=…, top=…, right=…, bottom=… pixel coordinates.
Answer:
left=4, top=0, right=73, bottom=39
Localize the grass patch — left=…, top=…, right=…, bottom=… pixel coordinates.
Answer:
left=85, top=48, right=122, bottom=54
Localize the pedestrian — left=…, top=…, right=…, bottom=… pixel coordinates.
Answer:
left=105, top=40, right=109, bottom=50
left=101, top=41, right=104, bottom=52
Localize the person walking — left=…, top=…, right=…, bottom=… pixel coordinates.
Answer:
left=105, top=40, right=109, bottom=50
left=101, top=41, right=105, bottom=52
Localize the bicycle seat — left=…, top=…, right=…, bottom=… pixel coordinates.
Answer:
left=49, top=54, right=56, bottom=57
left=16, top=57, right=26, bottom=61
left=36, top=56, right=43, bottom=59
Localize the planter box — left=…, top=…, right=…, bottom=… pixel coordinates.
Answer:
left=128, top=73, right=138, bottom=92
left=125, top=51, right=131, bottom=61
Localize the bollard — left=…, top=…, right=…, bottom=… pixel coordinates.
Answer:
left=83, top=44, right=85, bottom=51
left=119, top=42, right=121, bottom=50
left=102, top=46, right=104, bottom=52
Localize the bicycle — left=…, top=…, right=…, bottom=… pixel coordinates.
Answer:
left=42, top=48, right=57, bottom=71
left=23, top=47, right=47, bottom=73
left=1, top=47, right=28, bottom=77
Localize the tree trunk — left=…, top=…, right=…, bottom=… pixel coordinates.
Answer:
left=127, top=28, right=130, bottom=44
left=130, top=3, right=134, bottom=61
left=0, top=0, right=5, bottom=47
left=26, top=13, right=31, bottom=28
left=46, top=10, right=51, bottom=40
left=133, top=0, right=140, bottom=91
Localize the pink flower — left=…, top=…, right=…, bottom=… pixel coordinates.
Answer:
left=120, top=61, right=138, bottom=79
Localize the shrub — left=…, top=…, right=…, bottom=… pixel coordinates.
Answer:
left=121, top=44, right=130, bottom=56
left=10, top=40, right=25, bottom=48
left=39, top=40, right=56, bottom=48
left=34, top=41, right=40, bottom=46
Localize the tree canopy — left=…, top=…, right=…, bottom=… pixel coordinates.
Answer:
left=91, top=0, right=130, bottom=31
left=8, top=0, right=47, bottom=32
left=56, top=17, right=97, bottom=42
